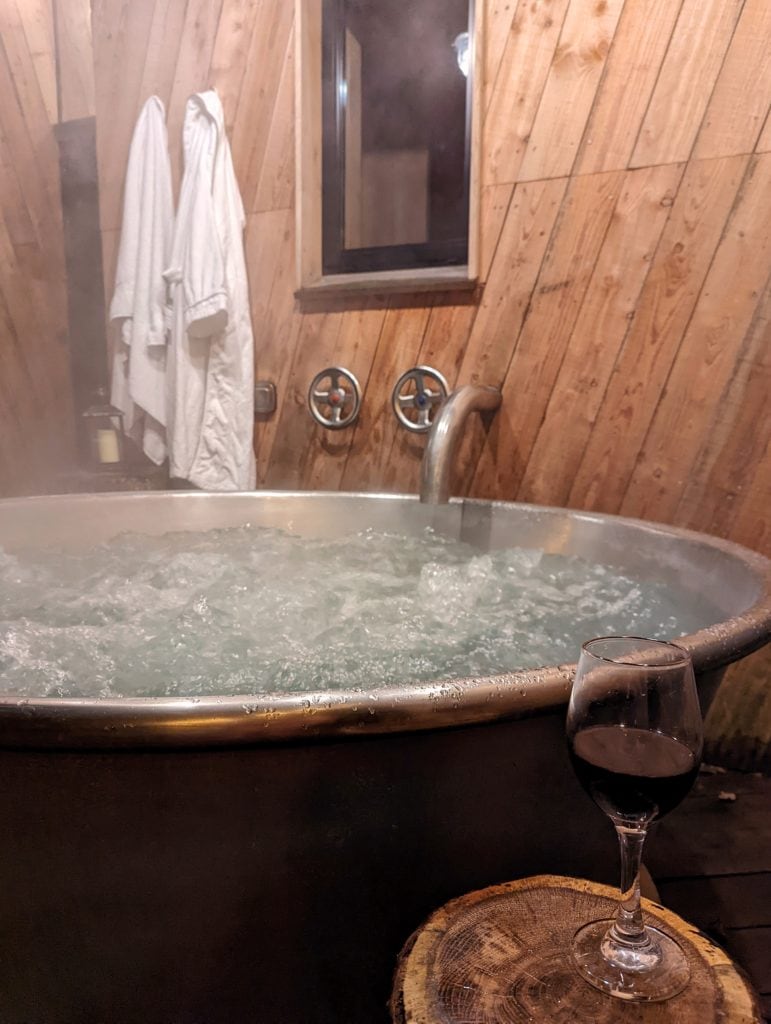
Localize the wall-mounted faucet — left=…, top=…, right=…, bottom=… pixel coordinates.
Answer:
left=420, top=385, right=502, bottom=503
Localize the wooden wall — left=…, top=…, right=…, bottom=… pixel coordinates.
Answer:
left=0, top=1, right=81, bottom=496
left=93, top=0, right=771, bottom=561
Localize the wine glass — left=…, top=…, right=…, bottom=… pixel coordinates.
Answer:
left=566, top=636, right=703, bottom=1001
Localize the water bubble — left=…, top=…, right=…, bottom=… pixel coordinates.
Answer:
left=0, top=527, right=719, bottom=700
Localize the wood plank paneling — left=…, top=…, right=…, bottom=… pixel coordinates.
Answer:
left=518, top=162, right=683, bottom=506
left=568, top=154, right=749, bottom=515
left=383, top=297, right=478, bottom=495
left=269, top=308, right=345, bottom=489
left=483, top=0, right=570, bottom=186
left=17, top=0, right=57, bottom=125
left=252, top=24, right=295, bottom=215
left=517, top=0, right=625, bottom=182
left=92, top=0, right=157, bottom=233
left=693, top=0, right=771, bottom=160
left=0, top=0, right=75, bottom=495
left=165, top=0, right=226, bottom=187
left=483, top=0, right=521, bottom=102
left=340, top=305, right=432, bottom=492
left=0, top=0, right=63, bottom=232
left=631, top=0, right=744, bottom=168
left=52, top=0, right=95, bottom=121
left=674, top=281, right=771, bottom=540
left=305, top=302, right=387, bottom=491
left=574, top=0, right=683, bottom=174
left=441, top=176, right=567, bottom=504
left=731, top=438, right=771, bottom=556
left=230, top=0, right=294, bottom=212
left=245, top=207, right=301, bottom=486
left=459, top=178, right=567, bottom=388
left=620, top=153, right=771, bottom=524
left=757, top=108, right=771, bottom=154
left=209, top=0, right=261, bottom=133
left=137, top=0, right=190, bottom=117
left=472, top=169, right=624, bottom=498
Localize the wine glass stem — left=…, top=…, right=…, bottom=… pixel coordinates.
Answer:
left=611, top=825, right=648, bottom=947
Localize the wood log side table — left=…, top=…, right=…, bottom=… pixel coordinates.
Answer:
left=390, top=875, right=762, bottom=1024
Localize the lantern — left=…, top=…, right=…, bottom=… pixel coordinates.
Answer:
left=82, top=387, right=125, bottom=471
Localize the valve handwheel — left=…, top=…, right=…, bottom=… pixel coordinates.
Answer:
left=308, top=367, right=362, bottom=430
left=391, top=366, right=448, bottom=433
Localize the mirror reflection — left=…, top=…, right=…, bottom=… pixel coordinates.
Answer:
left=322, top=0, right=474, bottom=275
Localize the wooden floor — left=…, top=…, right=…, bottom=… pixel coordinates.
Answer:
left=646, top=767, right=771, bottom=1021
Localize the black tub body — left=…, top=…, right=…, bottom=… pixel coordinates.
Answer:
left=0, top=492, right=768, bottom=1023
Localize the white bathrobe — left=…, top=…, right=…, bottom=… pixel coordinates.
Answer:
left=165, top=89, right=255, bottom=491
left=110, top=96, right=173, bottom=465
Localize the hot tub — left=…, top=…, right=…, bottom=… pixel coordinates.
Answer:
left=0, top=491, right=769, bottom=1023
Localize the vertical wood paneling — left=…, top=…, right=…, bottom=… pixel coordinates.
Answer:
left=138, top=0, right=190, bottom=116
left=252, top=24, right=296, bottom=214
left=0, top=121, right=37, bottom=247
left=483, top=0, right=570, bottom=185
left=630, top=0, right=744, bottom=167
left=52, top=0, right=95, bottom=121
left=230, top=0, right=294, bottom=211
left=92, top=0, right=157, bottom=232
left=483, top=0, right=521, bottom=99
left=0, top=0, right=74, bottom=495
left=731, top=437, right=771, bottom=555
left=17, top=0, right=57, bottom=125
left=693, top=0, right=771, bottom=160
left=269, top=309, right=345, bottom=489
left=383, top=297, right=478, bottom=494
left=574, top=0, right=684, bottom=174
left=0, top=1, right=62, bottom=230
left=477, top=183, right=513, bottom=282
left=165, top=0, right=226, bottom=186
left=674, top=281, right=771, bottom=540
left=517, top=0, right=625, bottom=182
left=209, top=0, right=262, bottom=132
left=340, top=305, right=432, bottom=492
left=245, top=207, right=300, bottom=485
left=568, top=154, right=749, bottom=514
left=757, top=109, right=771, bottom=154
left=460, top=179, right=567, bottom=387
left=305, top=303, right=387, bottom=491
left=518, top=162, right=684, bottom=506
left=472, top=170, right=624, bottom=497
left=621, top=153, right=771, bottom=523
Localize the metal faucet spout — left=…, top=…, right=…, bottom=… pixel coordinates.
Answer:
left=420, top=385, right=502, bottom=503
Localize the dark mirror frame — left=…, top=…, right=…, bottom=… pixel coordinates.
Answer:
left=295, top=0, right=482, bottom=297
left=320, top=0, right=475, bottom=277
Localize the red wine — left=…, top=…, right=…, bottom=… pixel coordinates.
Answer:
left=570, top=726, right=698, bottom=822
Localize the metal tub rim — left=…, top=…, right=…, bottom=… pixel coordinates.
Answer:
left=0, top=490, right=769, bottom=750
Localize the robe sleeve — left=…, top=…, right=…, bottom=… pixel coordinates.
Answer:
left=110, top=97, right=172, bottom=350
left=109, top=105, right=148, bottom=328
left=183, top=118, right=229, bottom=340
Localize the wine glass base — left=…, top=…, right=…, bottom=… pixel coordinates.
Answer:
left=572, top=919, right=690, bottom=1002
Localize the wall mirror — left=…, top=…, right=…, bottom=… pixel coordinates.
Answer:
left=296, top=0, right=481, bottom=296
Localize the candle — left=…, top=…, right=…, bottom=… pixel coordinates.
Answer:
left=97, top=429, right=120, bottom=464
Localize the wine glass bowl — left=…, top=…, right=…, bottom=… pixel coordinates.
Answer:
left=567, top=636, right=703, bottom=1002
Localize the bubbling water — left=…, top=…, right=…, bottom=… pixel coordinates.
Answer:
left=0, top=526, right=720, bottom=698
